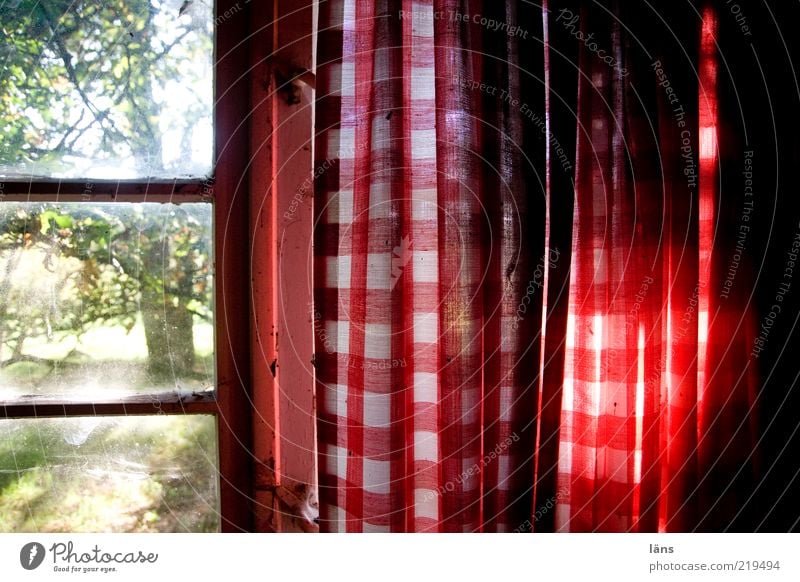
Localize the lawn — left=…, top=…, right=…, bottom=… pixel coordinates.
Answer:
left=0, top=321, right=220, bottom=532
left=0, top=414, right=220, bottom=532
left=0, top=320, right=215, bottom=400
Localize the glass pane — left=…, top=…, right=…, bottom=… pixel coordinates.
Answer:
left=0, top=0, right=213, bottom=179
left=0, top=202, right=214, bottom=401
left=0, top=415, right=219, bottom=532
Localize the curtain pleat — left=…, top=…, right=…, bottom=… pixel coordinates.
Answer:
left=315, top=0, right=544, bottom=532
left=550, top=1, right=760, bottom=532
left=314, top=0, right=761, bottom=532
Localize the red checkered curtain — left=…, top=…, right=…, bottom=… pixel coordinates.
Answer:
left=549, top=1, right=760, bottom=532
left=314, top=0, right=761, bottom=533
left=314, top=0, right=544, bottom=532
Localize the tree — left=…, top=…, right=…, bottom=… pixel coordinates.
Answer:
left=0, top=0, right=212, bottom=176
left=0, top=0, right=214, bottom=380
left=0, top=202, right=212, bottom=379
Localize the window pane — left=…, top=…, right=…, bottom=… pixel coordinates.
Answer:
left=0, top=0, right=213, bottom=179
left=0, top=202, right=214, bottom=401
left=0, top=415, right=219, bottom=532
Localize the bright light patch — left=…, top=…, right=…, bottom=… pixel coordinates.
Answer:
left=698, top=310, right=709, bottom=345
left=593, top=314, right=604, bottom=418
left=700, top=127, right=717, bottom=161
left=566, top=313, right=576, bottom=349
left=634, top=324, right=645, bottom=484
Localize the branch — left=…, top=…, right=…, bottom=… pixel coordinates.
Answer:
left=50, top=108, right=85, bottom=153
left=37, top=4, right=132, bottom=150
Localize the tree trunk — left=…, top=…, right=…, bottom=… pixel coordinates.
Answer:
left=142, top=292, right=196, bottom=380
left=140, top=236, right=196, bottom=382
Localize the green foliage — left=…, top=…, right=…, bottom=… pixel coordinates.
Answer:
left=0, top=0, right=212, bottom=176
left=0, top=2, right=214, bottom=374
left=0, top=202, right=212, bottom=367
left=0, top=3, right=217, bottom=531
left=0, top=416, right=219, bottom=532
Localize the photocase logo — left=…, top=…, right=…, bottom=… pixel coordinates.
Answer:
left=391, top=235, right=413, bottom=289
left=20, top=542, right=46, bottom=570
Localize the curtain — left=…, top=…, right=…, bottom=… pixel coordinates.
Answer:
left=549, top=2, right=759, bottom=532
left=313, top=0, right=761, bottom=532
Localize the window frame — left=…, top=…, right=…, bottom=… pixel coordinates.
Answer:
left=246, top=0, right=317, bottom=533
left=0, top=0, right=254, bottom=533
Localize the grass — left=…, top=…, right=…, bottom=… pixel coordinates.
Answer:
left=0, top=321, right=220, bottom=532
left=0, top=320, right=215, bottom=399
left=0, top=415, right=220, bottom=532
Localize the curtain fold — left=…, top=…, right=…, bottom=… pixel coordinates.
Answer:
left=315, top=0, right=544, bottom=532
left=314, top=0, right=761, bottom=532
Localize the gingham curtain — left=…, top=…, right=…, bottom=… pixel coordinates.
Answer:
left=313, top=0, right=759, bottom=532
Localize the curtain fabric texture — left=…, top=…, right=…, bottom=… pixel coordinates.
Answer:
left=313, top=0, right=759, bottom=532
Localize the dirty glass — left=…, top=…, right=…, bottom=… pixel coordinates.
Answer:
left=0, top=202, right=214, bottom=401
left=0, top=415, right=219, bottom=532
left=0, top=0, right=213, bottom=179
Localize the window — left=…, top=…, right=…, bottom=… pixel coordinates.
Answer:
left=1, top=0, right=212, bottom=179
left=0, top=0, right=252, bottom=532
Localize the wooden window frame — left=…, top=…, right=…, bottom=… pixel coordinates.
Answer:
left=248, top=0, right=317, bottom=532
left=0, top=0, right=320, bottom=534
left=0, top=0, right=254, bottom=533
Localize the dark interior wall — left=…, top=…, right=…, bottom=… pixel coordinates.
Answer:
left=729, top=0, right=800, bottom=532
